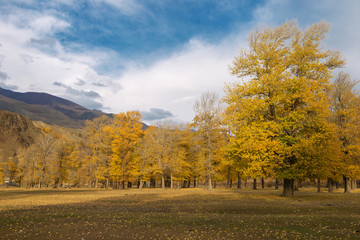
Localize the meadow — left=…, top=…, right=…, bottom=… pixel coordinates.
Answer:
left=0, top=187, right=360, bottom=239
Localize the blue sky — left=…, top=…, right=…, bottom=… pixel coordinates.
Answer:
left=0, top=0, right=359, bottom=123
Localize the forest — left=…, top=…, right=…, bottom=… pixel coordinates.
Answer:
left=1, top=21, right=359, bottom=197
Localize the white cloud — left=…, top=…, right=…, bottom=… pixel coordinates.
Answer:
left=92, top=0, right=143, bottom=15
left=52, top=0, right=75, bottom=5
left=29, top=15, right=70, bottom=35
left=0, top=19, right=117, bottom=111
left=103, top=37, right=243, bottom=122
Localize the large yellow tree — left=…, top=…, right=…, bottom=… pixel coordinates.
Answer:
left=224, top=21, right=344, bottom=197
left=106, top=111, right=144, bottom=189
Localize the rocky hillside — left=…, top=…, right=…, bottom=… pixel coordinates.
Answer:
left=0, top=110, right=41, bottom=160
left=0, top=87, right=108, bottom=128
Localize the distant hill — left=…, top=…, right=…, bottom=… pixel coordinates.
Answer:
left=0, top=87, right=108, bottom=128
left=0, top=110, right=41, bottom=160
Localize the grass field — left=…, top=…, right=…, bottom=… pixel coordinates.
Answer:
left=0, top=187, right=360, bottom=239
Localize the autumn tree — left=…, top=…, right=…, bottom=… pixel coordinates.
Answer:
left=5, top=156, right=20, bottom=186
left=16, top=128, right=60, bottom=188
left=84, top=116, right=112, bottom=188
left=106, top=111, right=144, bottom=189
left=224, top=21, right=344, bottom=197
left=177, top=124, right=202, bottom=188
left=220, top=127, right=238, bottom=188
left=330, top=72, right=360, bottom=192
left=17, top=145, right=38, bottom=188
left=193, top=91, right=224, bottom=191
left=137, top=134, right=154, bottom=189
left=52, top=138, right=74, bottom=188
left=36, top=131, right=58, bottom=188
left=67, top=140, right=86, bottom=187
left=144, top=122, right=176, bottom=189
left=170, top=124, right=193, bottom=189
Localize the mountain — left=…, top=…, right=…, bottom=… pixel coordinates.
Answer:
left=0, top=110, right=41, bottom=159
left=0, top=87, right=108, bottom=128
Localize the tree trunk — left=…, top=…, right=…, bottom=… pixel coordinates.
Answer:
left=207, top=131, right=212, bottom=191
left=122, top=157, right=126, bottom=189
left=275, top=178, right=279, bottom=190
left=237, top=173, right=241, bottom=189
left=170, top=172, right=173, bottom=190
left=207, top=174, right=212, bottom=191
left=328, top=178, right=334, bottom=193
left=193, top=176, right=196, bottom=188
left=351, top=180, right=356, bottom=190
left=317, top=178, right=321, bottom=193
left=253, top=178, right=257, bottom=190
left=139, top=177, right=143, bottom=190
left=261, top=178, right=265, bottom=189
left=294, top=180, right=299, bottom=191
left=281, top=178, right=294, bottom=197
left=162, top=174, right=165, bottom=190
left=150, top=178, right=155, bottom=188
left=54, top=178, right=59, bottom=189
left=343, top=175, right=351, bottom=193
left=227, top=167, right=231, bottom=188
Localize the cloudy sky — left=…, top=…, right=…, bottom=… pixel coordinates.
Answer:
left=0, top=0, right=359, bottom=124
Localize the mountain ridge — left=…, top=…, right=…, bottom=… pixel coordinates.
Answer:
left=0, top=87, right=108, bottom=128
left=0, top=87, right=79, bottom=107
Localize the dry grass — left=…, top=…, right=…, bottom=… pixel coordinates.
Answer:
left=0, top=187, right=360, bottom=239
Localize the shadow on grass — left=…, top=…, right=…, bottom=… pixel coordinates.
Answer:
left=1, top=188, right=360, bottom=239
left=0, top=188, right=111, bottom=201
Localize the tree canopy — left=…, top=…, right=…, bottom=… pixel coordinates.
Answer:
left=224, top=21, right=345, bottom=196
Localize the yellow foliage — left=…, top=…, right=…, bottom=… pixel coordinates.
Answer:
left=330, top=72, right=360, bottom=180
left=224, top=21, right=345, bottom=194
left=105, top=111, right=144, bottom=188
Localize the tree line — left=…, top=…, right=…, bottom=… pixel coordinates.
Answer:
left=1, top=21, right=359, bottom=196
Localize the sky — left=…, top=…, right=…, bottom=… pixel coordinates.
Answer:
left=0, top=0, right=359, bottom=124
